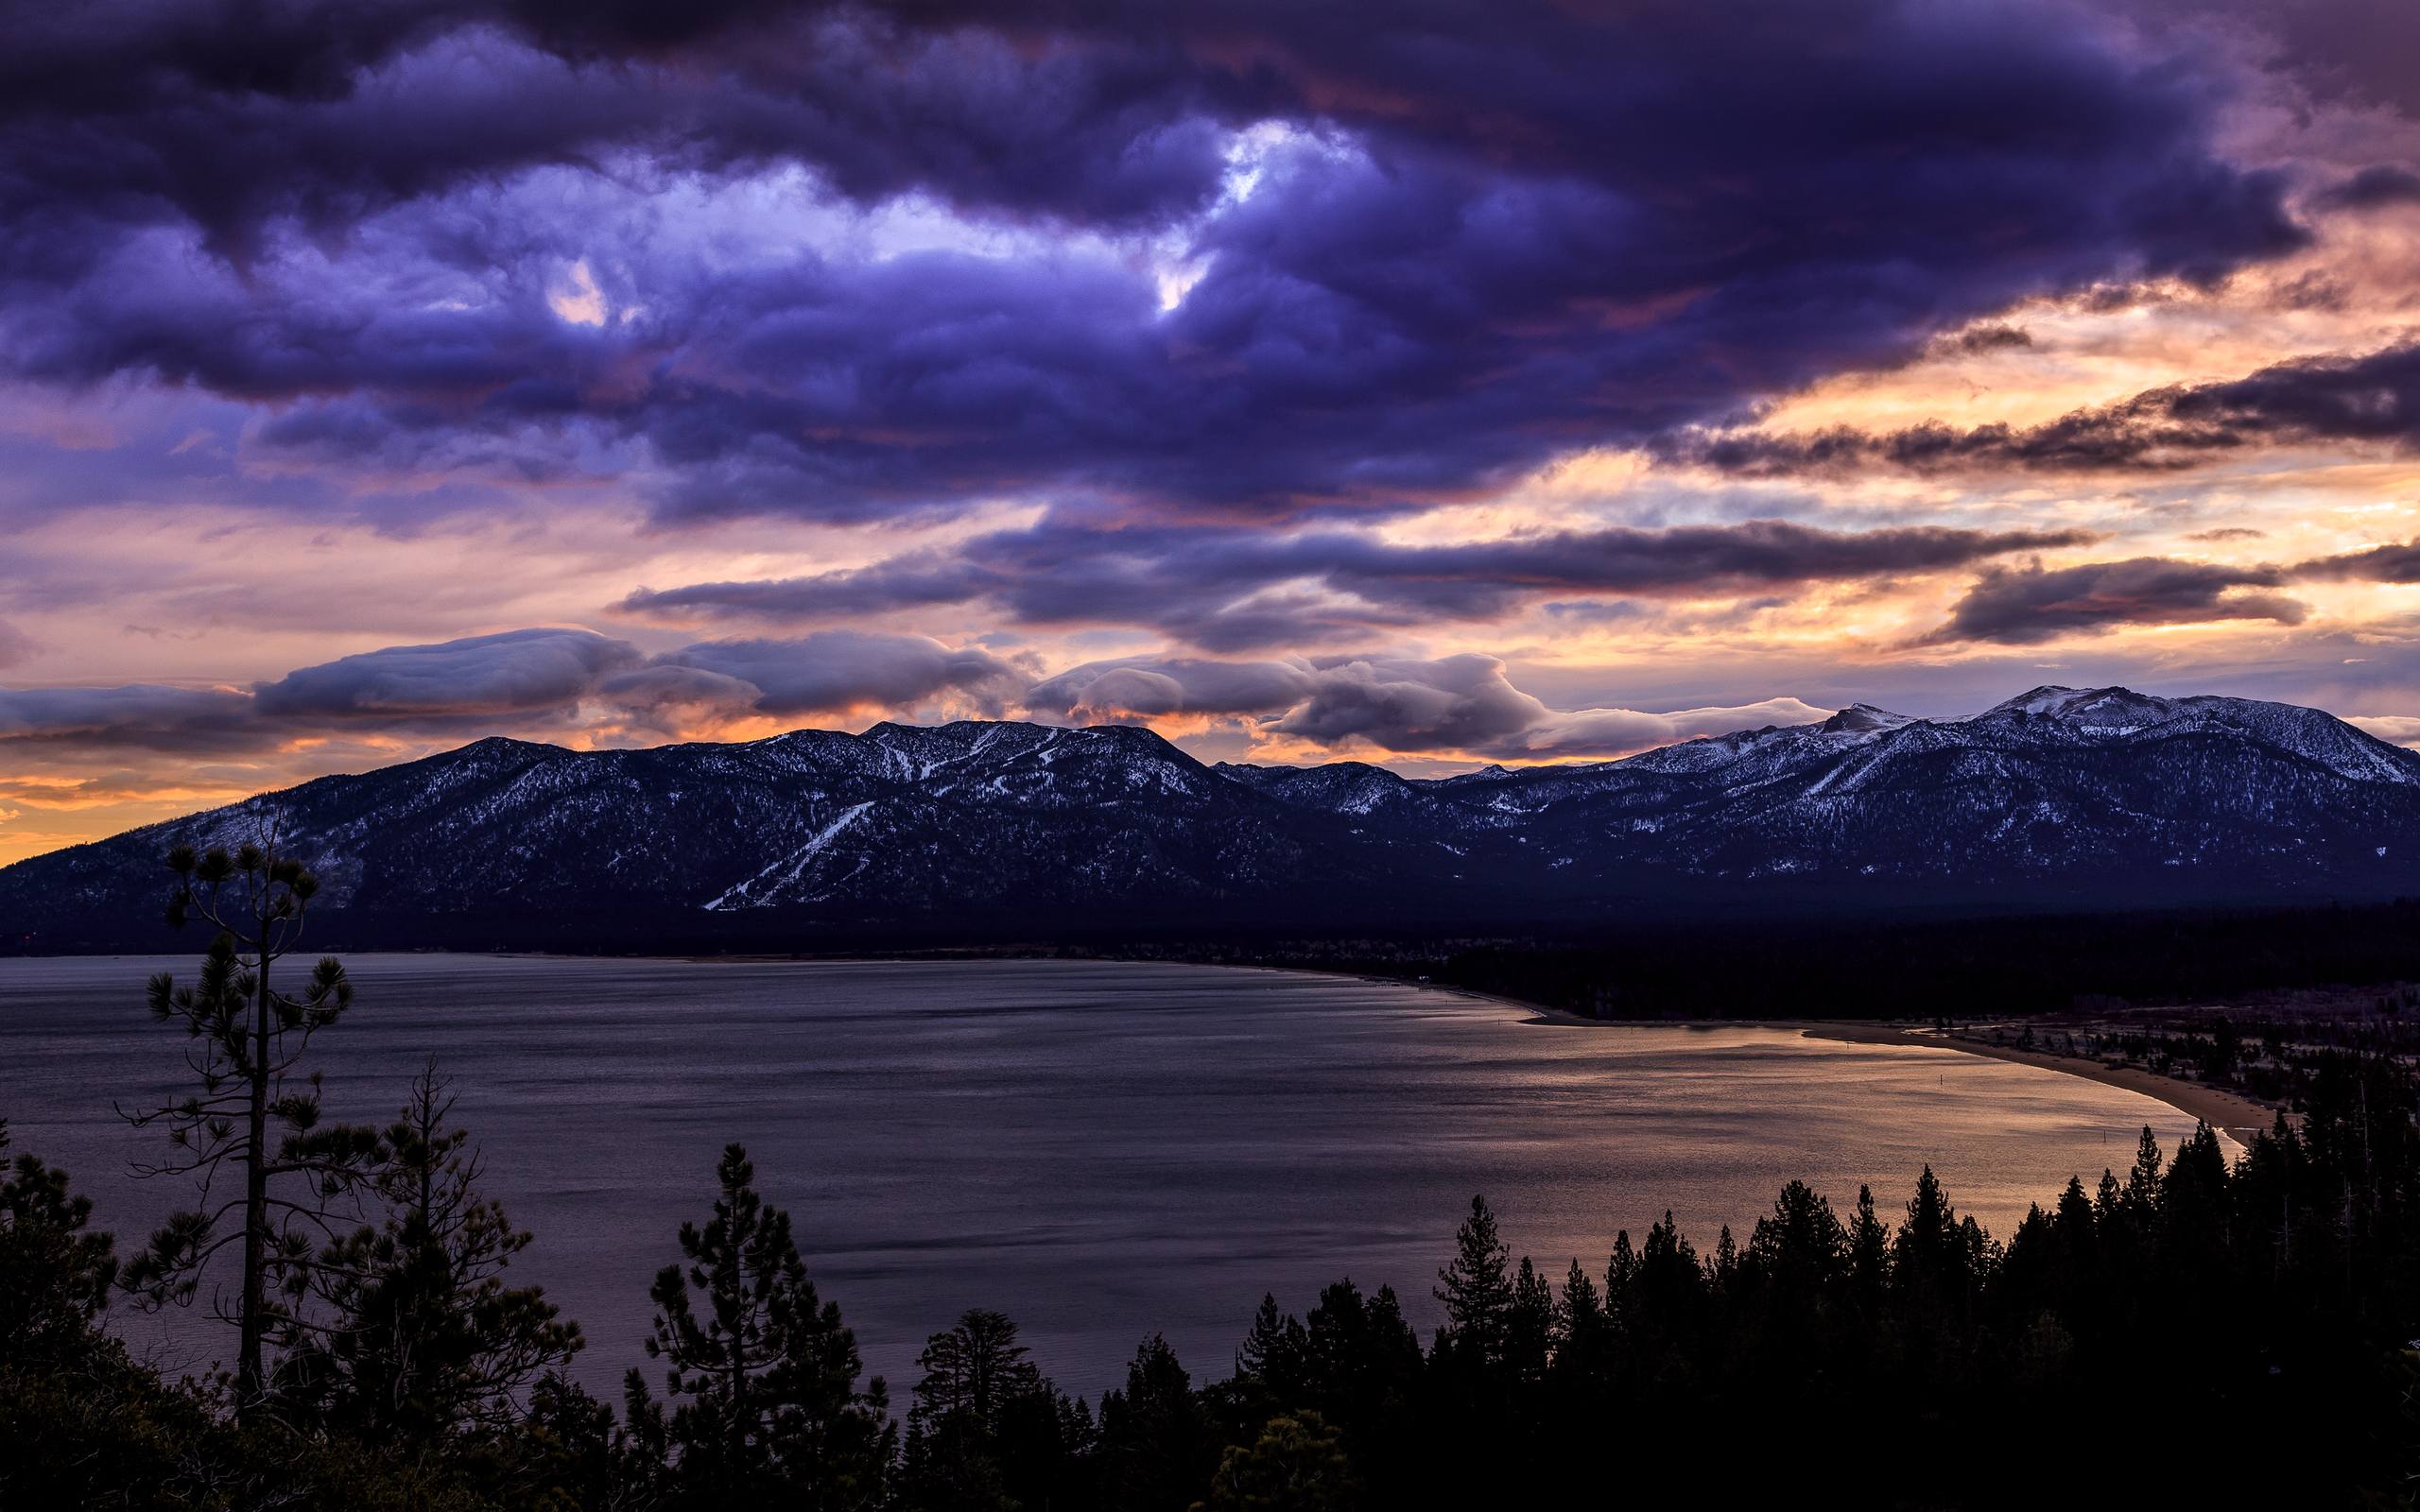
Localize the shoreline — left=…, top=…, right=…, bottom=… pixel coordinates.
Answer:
left=1793, top=1021, right=2281, bottom=1140
left=1478, top=989, right=2280, bottom=1140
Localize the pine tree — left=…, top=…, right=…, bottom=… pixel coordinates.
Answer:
left=1293, top=1278, right=1421, bottom=1490
left=1505, top=1256, right=1556, bottom=1386
left=1236, top=1293, right=1309, bottom=1409
left=1558, top=1260, right=1603, bottom=1337
left=0, top=1129, right=216, bottom=1512
left=1637, top=1212, right=1702, bottom=1318
left=1097, top=1334, right=1208, bottom=1512
left=1893, top=1167, right=1962, bottom=1295
left=1606, top=1228, right=1645, bottom=1335
left=1434, top=1195, right=1513, bottom=1365
left=0, top=1120, right=119, bottom=1361
left=1747, top=1179, right=1847, bottom=1300
left=2093, top=1168, right=2124, bottom=1228
left=280, top=1063, right=580, bottom=1447
left=1553, top=1259, right=1612, bottom=1388
left=629, top=1143, right=892, bottom=1509
left=2156, top=1123, right=2236, bottom=1315
left=912, top=1309, right=1043, bottom=1441
left=900, top=1308, right=1062, bottom=1512
left=2122, top=1126, right=2166, bottom=1221
left=2053, top=1175, right=2096, bottom=1240
left=120, top=834, right=377, bottom=1419
left=1845, top=1184, right=1891, bottom=1311
left=1710, top=1225, right=1740, bottom=1292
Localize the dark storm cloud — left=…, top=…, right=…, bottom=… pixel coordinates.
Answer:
left=623, top=517, right=2095, bottom=651
left=2315, top=166, right=2420, bottom=212
left=1919, top=558, right=2308, bottom=645
left=1670, top=342, right=2420, bottom=479
left=0, top=0, right=2308, bottom=524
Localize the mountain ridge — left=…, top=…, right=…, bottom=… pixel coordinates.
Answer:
left=6, top=684, right=2419, bottom=949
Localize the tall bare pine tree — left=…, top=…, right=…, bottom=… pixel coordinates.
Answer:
left=120, top=832, right=377, bottom=1419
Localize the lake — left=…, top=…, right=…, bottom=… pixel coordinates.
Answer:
left=2, top=954, right=2205, bottom=1399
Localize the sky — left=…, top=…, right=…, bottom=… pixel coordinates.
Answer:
left=3, top=0, right=2420, bottom=864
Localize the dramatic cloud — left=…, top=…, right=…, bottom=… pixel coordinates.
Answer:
left=253, top=628, right=643, bottom=718
left=1032, top=652, right=1827, bottom=759
left=0, top=627, right=1019, bottom=754
left=634, top=632, right=1023, bottom=717
left=0, top=619, right=37, bottom=669
left=0, top=626, right=1827, bottom=769
left=1669, top=342, right=2420, bottom=477
left=624, top=517, right=2097, bottom=650
left=0, top=0, right=2307, bottom=524
left=1029, top=659, right=1322, bottom=722
left=1919, top=558, right=2308, bottom=645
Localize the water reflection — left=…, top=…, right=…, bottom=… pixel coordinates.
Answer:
left=1, top=954, right=2206, bottom=1397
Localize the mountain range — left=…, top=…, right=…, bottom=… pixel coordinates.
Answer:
left=6, top=684, right=2419, bottom=950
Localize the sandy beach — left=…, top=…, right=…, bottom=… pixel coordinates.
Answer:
left=1792, top=1021, right=2282, bottom=1141
left=1474, top=988, right=2283, bottom=1141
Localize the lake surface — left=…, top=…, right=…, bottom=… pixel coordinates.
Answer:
left=3, top=954, right=2205, bottom=1399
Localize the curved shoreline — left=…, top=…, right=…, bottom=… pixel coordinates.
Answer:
left=1461, top=987, right=2279, bottom=1141
left=1790, top=1021, right=2279, bottom=1140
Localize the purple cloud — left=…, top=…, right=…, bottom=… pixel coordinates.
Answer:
left=252, top=627, right=644, bottom=718
left=2315, top=165, right=2420, bottom=212
left=0, top=627, right=1028, bottom=757
left=2298, top=539, right=2420, bottom=582
left=0, top=684, right=259, bottom=753
left=633, top=632, right=1023, bottom=717
left=1668, top=341, right=2420, bottom=477
left=1920, top=558, right=2308, bottom=645
left=0, top=1, right=2307, bottom=529
left=623, top=515, right=2097, bottom=650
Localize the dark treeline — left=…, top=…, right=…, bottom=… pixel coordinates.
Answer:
left=271, top=895, right=2420, bottom=1021
left=8, top=844, right=2420, bottom=1506
left=24, top=885, right=2420, bottom=1029
left=1195, top=896, right=2420, bottom=1019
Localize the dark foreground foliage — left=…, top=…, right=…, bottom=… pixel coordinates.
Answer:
left=9, top=1046, right=2420, bottom=1509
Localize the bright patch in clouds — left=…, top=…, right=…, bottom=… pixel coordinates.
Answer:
left=547, top=260, right=608, bottom=326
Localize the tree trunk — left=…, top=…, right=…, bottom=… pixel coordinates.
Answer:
left=730, top=1244, right=749, bottom=1468
left=237, top=939, right=270, bottom=1416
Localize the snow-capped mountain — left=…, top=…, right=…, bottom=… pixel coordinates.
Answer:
left=6, top=686, right=2418, bottom=948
